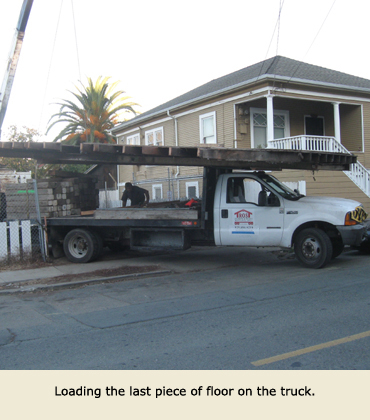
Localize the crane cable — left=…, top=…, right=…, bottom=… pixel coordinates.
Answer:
left=71, top=0, right=82, bottom=82
left=256, top=0, right=285, bottom=81
left=287, top=0, right=337, bottom=84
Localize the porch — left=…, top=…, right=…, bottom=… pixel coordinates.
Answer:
left=268, top=135, right=370, bottom=199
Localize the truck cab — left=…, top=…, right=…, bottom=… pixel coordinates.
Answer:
left=213, top=171, right=368, bottom=268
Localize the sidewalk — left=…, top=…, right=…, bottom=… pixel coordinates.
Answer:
left=0, top=252, right=174, bottom=293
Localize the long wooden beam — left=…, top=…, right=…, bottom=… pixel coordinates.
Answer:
left=0, top=141, right=356, bottom=171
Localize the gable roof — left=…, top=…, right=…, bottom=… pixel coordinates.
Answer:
left=115, top=56, right=370, bottom=130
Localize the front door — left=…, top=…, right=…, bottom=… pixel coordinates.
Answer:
left=219, top=176, right=284, bottom=247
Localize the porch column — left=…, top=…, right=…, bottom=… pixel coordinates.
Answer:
left=333, top=102, right=341, bottom=144
left=266, top=93, right=274, bottom=143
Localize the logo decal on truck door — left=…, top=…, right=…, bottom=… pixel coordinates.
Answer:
left=232, top=209, right=256, bottom=234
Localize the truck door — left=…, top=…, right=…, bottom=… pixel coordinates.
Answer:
left=219, top=175, right=284, bottom=246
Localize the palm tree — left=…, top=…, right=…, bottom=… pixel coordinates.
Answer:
left=47, top=77, right=138, bottom=145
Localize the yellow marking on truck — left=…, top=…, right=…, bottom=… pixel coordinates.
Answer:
left=252, top=330, right=370, bottom=367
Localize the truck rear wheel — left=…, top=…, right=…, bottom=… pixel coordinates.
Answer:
left=294, top=228, right=333, bottom=268
left=63, top=228, right=99, bottom=263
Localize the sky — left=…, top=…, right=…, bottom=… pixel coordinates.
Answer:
left=0, top=0, right=370, bottom=141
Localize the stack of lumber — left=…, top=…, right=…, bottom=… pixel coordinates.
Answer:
left=5, top=176, right=99, bottom=220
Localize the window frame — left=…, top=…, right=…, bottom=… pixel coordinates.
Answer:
left=127, top=133, right=140, bottom=145
left=145, top=127, right=164, bottom=146
left=199, top=111, right=217, bottom=144
left=250, top=108, right=290, bottom=148
left=152, top=184, right=163, bottom=201
left=186, top=181, right=199, bottom=199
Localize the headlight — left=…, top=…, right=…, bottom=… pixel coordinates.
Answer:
left=345, top=206, right=368, bottom=225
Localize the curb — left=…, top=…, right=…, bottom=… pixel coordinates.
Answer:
left=0, top=270, right=172, bottom=294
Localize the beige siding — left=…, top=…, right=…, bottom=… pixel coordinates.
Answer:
left=271, top=170, right=370, bottom=212
left=305, top=171, right=370, bottom=211
left=362, top=102, right=370, bottom=168
left=340, top=104, right=363, bottom=152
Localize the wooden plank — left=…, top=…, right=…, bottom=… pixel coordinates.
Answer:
left=169, top=147, right=198, bottom=157
left=61, top=145, right=80, bottom=153
left=94, top=207, right=198, bottom=220
left=122, top=145, right=142, bottom=155
left=42, top=142, right=62, bottom=150
left=11, top=142, right=27, bottom=149
left=92, top=144, right=123, bottom=153
left=0, top=142, right=13, bottom=149
left=26, top=142, right=45, bottom=150
left=80, top=143, right=94, bottom=153
left=141, top=146, right=170, bottom=156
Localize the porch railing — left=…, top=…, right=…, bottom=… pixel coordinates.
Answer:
left=268, top=135, right=370, bottom=198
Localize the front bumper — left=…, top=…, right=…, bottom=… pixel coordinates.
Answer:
left=336, top=223, right=368, bottom=247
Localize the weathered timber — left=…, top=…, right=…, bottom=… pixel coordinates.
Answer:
left=94, top=207, right=199, bottom=220
left=0, top=141, right=356, bottom=171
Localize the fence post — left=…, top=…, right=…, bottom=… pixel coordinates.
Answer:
left=0, top=222, right=7, bottom=260
left=33, top=179, right=46, bottom=262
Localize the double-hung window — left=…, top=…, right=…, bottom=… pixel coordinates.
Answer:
left=145, top=127, right=164, bottom=146
left=127, top=133, right=140, bottom=145
left=199, top=111, right=217, bottom=144
left=152, top=184, right=163, bottom=201
left=186, top=181, right=199, bottom=199
left=250, top=108, right=290, bottom=148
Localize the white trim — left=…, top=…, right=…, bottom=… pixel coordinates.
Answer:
left=250, top=107, right=290, bottom=148
left=152, top=184, right=163, bottom=200
left=199, top=111, right=217, bottom=144
left=186, top=181, right=199, bottom=198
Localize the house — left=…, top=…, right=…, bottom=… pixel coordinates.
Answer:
left=113, top=56, right=370, bottom=211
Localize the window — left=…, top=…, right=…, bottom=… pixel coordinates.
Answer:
left=186, top=181, right=199, bottom=199
left=145, top=127, right=164, bottom=146
left=250, top=108, right=290, bottom=148
left=199, top=111, right=217, bottom=144
left=152, top=184, right=163, bottom=201
left=227, top=177, right=280, bottom=206
left=127, top=133, right=140, bottom=145
left=305, top=116, right=325, bottom=136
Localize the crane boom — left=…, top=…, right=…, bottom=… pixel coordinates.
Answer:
left=0, top=0, right=34, bottom=138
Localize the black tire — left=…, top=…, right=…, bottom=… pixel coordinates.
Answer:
left=331, top=239, right=344, bottom=259
left=63, top=229, right=99, bottom=263
left=294, top=228, right=333, bottom=268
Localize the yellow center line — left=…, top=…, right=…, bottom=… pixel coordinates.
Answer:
left=252, top=330, right=370, bottom=367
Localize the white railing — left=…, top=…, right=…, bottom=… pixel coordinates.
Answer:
left=269, top=135, right=370, bottom=198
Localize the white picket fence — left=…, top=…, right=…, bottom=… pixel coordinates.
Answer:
left=0, top=220, right=33, bottom=260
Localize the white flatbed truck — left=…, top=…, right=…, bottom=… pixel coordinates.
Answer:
left=47, top=167, right=369, bottom=269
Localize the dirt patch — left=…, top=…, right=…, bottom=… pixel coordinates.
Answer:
left=0, top=264, right=163, bottom=291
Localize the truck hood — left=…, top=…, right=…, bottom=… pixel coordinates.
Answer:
left=296, top=196, right=362, bottom=210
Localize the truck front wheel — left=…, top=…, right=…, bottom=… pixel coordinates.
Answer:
left=294, top=228, right=333, bottom=268
left=63, top=229, right=99, bottom=263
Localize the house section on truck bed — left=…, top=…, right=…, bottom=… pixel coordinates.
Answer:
left=113, top=55, right=370, bottom=211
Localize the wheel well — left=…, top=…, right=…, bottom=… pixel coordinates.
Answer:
left=292, top=222, right=341, bottom=246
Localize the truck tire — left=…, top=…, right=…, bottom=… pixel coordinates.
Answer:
left=63, top=228, right=99, bottom=263
left=294, top=228, right=333, bottom=268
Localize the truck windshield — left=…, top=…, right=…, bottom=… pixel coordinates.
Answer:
left=256, top=173, right=304, bottom=201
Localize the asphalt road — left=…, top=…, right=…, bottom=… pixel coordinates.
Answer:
left=0, top=246, right=370, bottom=369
